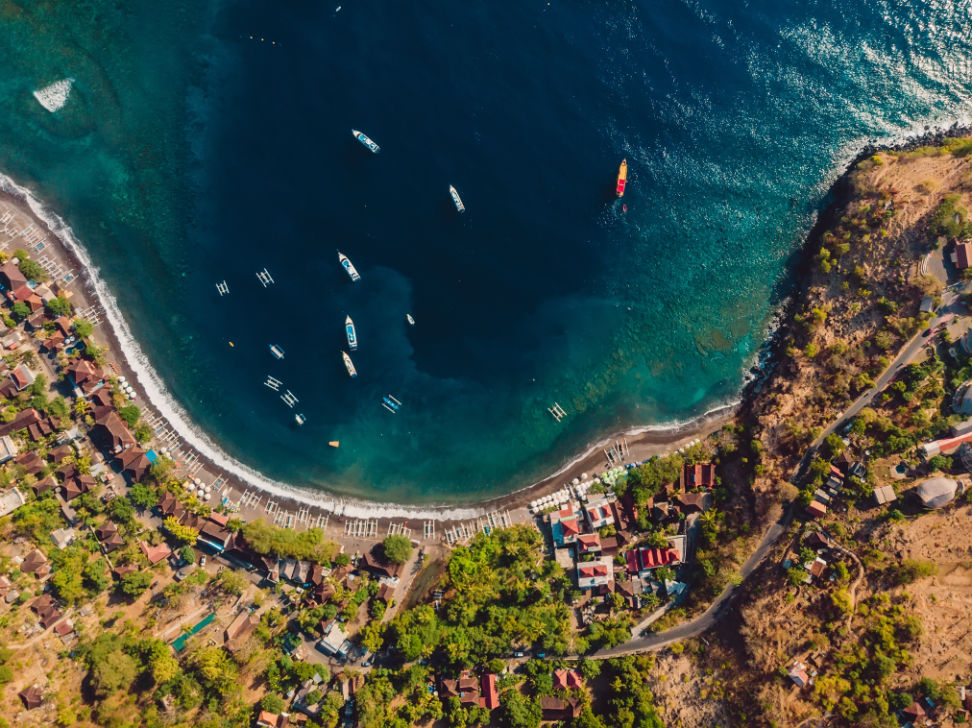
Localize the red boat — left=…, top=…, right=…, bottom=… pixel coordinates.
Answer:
left=616, top=159, right=628, bottom=197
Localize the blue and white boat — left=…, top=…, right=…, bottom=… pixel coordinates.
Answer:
left=381, top=394, right=402, bottom=413
left=345, top=315, right=358, bottom=351
left=405, top=313, right=415, bottom=326
left=295, top=413, right=306, bottom=426
left=338, top=251, right=361, bottom=282
left=269, top=344, right=285, bottom=360
left=351, top=129, right=380, bottom=154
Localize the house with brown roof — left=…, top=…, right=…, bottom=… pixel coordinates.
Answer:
left=361, top=548, right=402, bottom=579
left=97, top=521, right=125, bottom=553
left=65, top=358, right=105, bottom=396
left=806, top=500, right=827, bottom=519
left=952, top=241, right=972, bottom=270
left=117, top=446, right=152, bottom=483
left=90, top=407, right=135, bottom=454
left=0, top=260, right=28, bottom=291
left=198, top=518, right=235, bottom=553
left=0, top=407, right=41, bottom=437
left=376, top=583, right=395, bottom=603
left=21, top=548, right=49, bottom=576
left=14, top=450, right=45, bottom=477
left=53, top=618, right=76, bottom=641
left=256, top=711, right=281, bottom=728
left=681, top=463, right=716, bottom=490
left=10, top=285, right=43, bottom=312
left=224, top=611, right=257, bottom=651
left=18, top=685, right=43, bottom=710
left=62, top=474, right=95, bottom=501
left=112, top=563, right=139, bottom=580
left=902, top=701, right=925, bottom=723
left=54, top=317, right=74, bottom=339
left=540, top=696, right=581, bottom=721
left=31, top=475, right=56, bottom=496
left=673, top=492, right=706, bottom=514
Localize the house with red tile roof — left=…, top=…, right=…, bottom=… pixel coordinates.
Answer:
left=576, top=532, right=601, bottom=555
left=481, top=673, right=499, bottom=710
left=256, top=711, right=281, bottom=728
left=576, top=557, right=614, bottom=589
left=10, top=363, right=35, bottom=391
left=680, top=462, right=716, bottom=490
left=139, top=540, right=172, bottom=565
left=553, top=668, right=584, bottom=692
left=625, top=546, right=681, bottom=576
left=584, top=496, right=616, bottom=530
left=549, top=506, right=582, bottom=547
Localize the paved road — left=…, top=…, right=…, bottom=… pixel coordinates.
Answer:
left=592, top=264, right=968, bottom=657
left=593, top=504, right=793, bottom=658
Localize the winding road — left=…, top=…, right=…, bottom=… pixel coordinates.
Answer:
left=593, top=254, right=963, bottom=658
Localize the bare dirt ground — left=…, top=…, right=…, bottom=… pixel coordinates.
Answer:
left=644, top=650, right=731, bottom=728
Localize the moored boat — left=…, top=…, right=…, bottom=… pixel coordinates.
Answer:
left=337, top=251, right=361, bottom=282
left=405, top=313, right=415, bottom=326
left=342, top=350, right=357, bottom=378
left=269, top=344, right=285, bottom=360
left=295, top=413, right=306, bottom=426
left=345, top=315, right=358, bottom=351
left=381, top=395, right=401, bottom=413
left=351, top=129, right=380, bottom=153
left=449, top=184, right=465, bottom=213
left=616, top=159, right=628, bottom=197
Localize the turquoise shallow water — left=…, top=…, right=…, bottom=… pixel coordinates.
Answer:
left=0, top=1, right=971, bottom=504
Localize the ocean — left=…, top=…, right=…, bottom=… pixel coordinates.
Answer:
left=0, top=0, right=970, bottom=505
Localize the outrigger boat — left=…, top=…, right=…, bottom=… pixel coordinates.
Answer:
left=345, top=315, right=358, bottom=351
left=616, top=159, right=628, bottom=197
left=342, top=350, right=357, bottom=378
left=269, top=344, right=285, bottom=360
left=449, top=185, right=465, bottom=213
left=338, top=251, right=361, bottom=282
left=405, top=313, right=415, bottom=326
left=351, top=129, right=380, bottom=153
left=295, top=413, right=306, bottom=426
left=381, top=394, right=402, bottom=413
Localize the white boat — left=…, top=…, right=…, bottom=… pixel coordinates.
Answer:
left=338, top=251, right=361, bottom=282
left=449, top=185, right=465, bottom=213
left=295, top=413, right=306, bottom=426
left=351, top=129, right=380, bottom=153
left=345, top=315, right=358, bottom=351
left=269, top=344, right=285, bottom=360
left=342, top=350, right=357, bottom=378
left=405, top=314, right=415, bottom=326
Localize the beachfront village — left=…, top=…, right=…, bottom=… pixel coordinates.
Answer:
left=0, top=137, right=972, bottom=728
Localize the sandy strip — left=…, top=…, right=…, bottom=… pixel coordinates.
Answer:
left=0, top=171, right=736, bottom=532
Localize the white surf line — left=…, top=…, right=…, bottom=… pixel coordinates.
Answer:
left=2, top=111, right=968, bottom=521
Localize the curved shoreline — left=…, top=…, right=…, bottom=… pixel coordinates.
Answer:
left=2, top=115, right=970, bottom=523
left=0, top=170, right=740, bottom=521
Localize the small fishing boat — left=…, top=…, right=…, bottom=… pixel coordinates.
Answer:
left=351, top=129, right=380, bottom=153
left=381, top=394, right=402, bottom=413
left=345, top=315, right=358, bottom=351
left=328, top=440, right=340, bottom=448
left=616, top=159, right=628, bottom=197
left=338, top=251, right=361, bottom=282
left=342, top=350, right=357, bottom=378
left=405, top=313, right=415, bottom=326
left=295, top=413, right=306, bottom=426
left=449, top=185, right=465, bottom=213
left=269, top=344, right=285, bottom=360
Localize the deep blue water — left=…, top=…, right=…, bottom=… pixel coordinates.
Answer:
left=0, top=0, right=970, bottom=503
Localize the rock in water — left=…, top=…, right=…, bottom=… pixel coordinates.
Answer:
left=32, top=79, right=74, bottom=112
